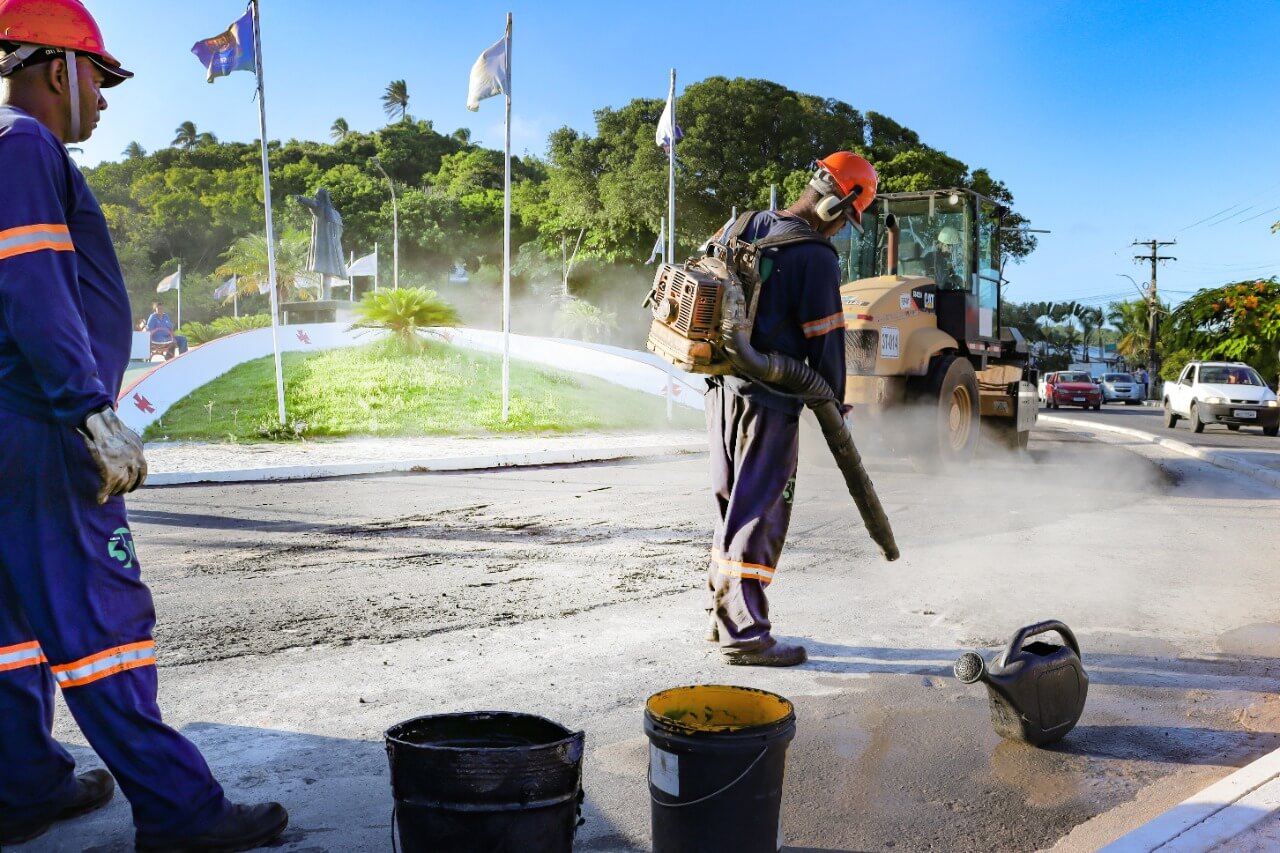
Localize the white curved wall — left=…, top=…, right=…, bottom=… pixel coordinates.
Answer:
left=116, top=324, right=706, bottom=434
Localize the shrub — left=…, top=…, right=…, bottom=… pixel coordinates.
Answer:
left=178, top=314, right=271, bottom=346
left=178, top=321, right=217, bottom=345
left=554, top=297, right=617, bottom=342
left=351, top=288, right=460, bottom=351
left=210, top=314, right=272, bottom=336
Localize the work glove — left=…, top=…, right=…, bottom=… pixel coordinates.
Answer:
left=79, top=407, right=148, bottom=503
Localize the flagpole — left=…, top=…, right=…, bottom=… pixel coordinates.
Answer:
left=667, top=68, right=676, bottom=263
left=176, top=263, right=182, bottom=330
left=251, top=0, right=286, bottom=425
left=233, top=275, right=239, bottom=318
left=660, top=216, right=666, bottom=264
left=501, top=11, right=512, bottom=422
left=374, top=241, right=379, bottom=293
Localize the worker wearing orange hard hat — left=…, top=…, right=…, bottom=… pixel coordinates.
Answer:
left=0, top=2, right=286, bottom=849
left=704, top=151, right=877, bottom=666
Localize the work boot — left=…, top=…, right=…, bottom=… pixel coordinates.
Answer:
left=135, top=802, right=288, bottom=853
left=723, top=639, right=808, bottom=667
left=0, top=768, right=116, bottom=845
left=705, top=612, right=720, bottom=643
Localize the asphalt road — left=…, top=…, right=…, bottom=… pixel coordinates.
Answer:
left=30, top=425, right=1280, bottom=853
left=1049, top=403, right=1279, bottom=451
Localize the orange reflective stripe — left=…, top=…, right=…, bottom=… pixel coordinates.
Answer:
left=802, top=311, right=846, bottom=338
left=0, top=223, right=74, bottom=261
left=711, top=552, right=776, bottom=585
left=51, top=641, right=156, bottom=688
left=0, top=640, right=47, bottom=672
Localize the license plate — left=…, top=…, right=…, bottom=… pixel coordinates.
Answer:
left=1234, top=409, right=1257, bottom=419
left=1073, top=397, right=1085, bottom=402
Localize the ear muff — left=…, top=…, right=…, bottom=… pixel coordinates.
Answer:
left=814, top=191, right=845, bottom=222
left=810, top=169, right=864, bottom=223
left=810, top=171, right=845, bottom=222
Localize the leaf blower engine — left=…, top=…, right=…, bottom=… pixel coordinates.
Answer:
left=643, top=215, right=898, bottom=561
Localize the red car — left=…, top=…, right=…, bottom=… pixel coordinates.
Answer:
left=1044, top=371, right=1101, bottom=410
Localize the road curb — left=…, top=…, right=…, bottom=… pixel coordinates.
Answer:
left=1100, top=744, right=1280, bottom=851
left=1038, top=414, right=1280, bottom=490
left=145, top=441, right=710, bottom=486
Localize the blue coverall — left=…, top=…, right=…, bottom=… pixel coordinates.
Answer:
left=707, top=211, right=846, bottom=648
left=0, top=105, right=229, bottom=835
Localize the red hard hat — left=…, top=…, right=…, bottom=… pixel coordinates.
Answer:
left=0, top=0, right=131, bottom=85
left=815, top=151, right=878, bottom=225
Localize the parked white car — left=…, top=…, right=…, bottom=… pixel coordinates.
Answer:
left=1163, top=362, right=1279, bottom=436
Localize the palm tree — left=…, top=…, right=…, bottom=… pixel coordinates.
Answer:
left=171, top=121, right=199, bottom=149
left=451, top=127, right=471, bottom=145
left=195, top=131, right=218, bottom=146
left=1107, top=299, right=1153, bottom=360
left=382, top=80, right=410, bottom=122
left=1075, top=306, right=1104, bottom=362
left=215, top=230, right=315, bottom=303
left=330, top=117, right=350, bottom=142
left=122, top=140, right=146, bottom=160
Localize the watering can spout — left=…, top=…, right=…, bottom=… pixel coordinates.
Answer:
left=953, top=651, right=987, bottom=685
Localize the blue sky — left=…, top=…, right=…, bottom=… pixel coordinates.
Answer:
left=77, top=0, right=1280, bottom=308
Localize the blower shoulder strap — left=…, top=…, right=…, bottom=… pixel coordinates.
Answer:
left=751, top=223, right=838, bottom=256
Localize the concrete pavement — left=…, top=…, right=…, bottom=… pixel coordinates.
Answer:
left=13, top=420, right=1280, bottom=851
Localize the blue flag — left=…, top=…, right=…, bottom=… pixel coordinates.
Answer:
left=191, top=7, right=255, bottom=83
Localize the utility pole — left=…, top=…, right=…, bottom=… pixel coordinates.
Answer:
left=1132, top=239, right=1176, bottom=399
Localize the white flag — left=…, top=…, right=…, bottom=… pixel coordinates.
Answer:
left=155, top=270, right=181, bottom=292
left=213, top=276, right=237, bottom=300
left=467, top=35, right=509, bottom=111
left=347, top=252, right=377, bottom=277
left=655, top=92, right=683, bottom=150
left=257, top=277, right=272, bottom=295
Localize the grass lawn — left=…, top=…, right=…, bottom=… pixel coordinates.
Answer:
left=145, top=339, right=702, bottom=441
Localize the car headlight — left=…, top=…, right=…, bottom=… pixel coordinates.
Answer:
left=1267, top=399, right=1279, bottom=408
left=1203, top=396, right=1226, bottom=404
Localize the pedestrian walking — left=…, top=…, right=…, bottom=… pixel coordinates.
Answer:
left=0, top=1, right=286, bottom=848
left=705, top=151, right=877, bottom=666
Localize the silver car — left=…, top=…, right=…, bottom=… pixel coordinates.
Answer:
left=1099, top=372, right=1144, bottom=405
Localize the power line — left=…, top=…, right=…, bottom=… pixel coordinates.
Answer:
left=1179, top=204, right=1242, bottom=231
left=1236, top=206, right=1280, bottom=225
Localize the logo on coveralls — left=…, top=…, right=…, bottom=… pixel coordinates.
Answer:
left=783, top=477, right=796, bottom=505
left=107, top=527, right=137, bottom=570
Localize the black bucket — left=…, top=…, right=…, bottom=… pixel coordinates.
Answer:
left=644, top=685, right=797, bottom=853
left=385, top=711, right=585, bottom=853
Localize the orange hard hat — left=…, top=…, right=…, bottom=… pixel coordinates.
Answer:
left=0, top=0, right=131, bottom=85
left=813, top=151, right=878, bottom=228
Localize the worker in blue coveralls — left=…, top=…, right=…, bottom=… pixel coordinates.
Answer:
left=0, top=1, right=287, bottom=849
left=706, top=151, right=878, bottom=666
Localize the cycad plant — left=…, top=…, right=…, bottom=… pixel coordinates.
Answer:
left=554, top=297, right=616, bottom=343
left=352, top=288, right=459, bottom=351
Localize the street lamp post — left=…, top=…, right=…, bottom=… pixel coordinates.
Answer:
left=372, top=157, right=399, bottom=290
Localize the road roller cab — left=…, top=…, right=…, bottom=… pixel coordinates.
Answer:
left=833, top=188, right=1038, bottom=469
